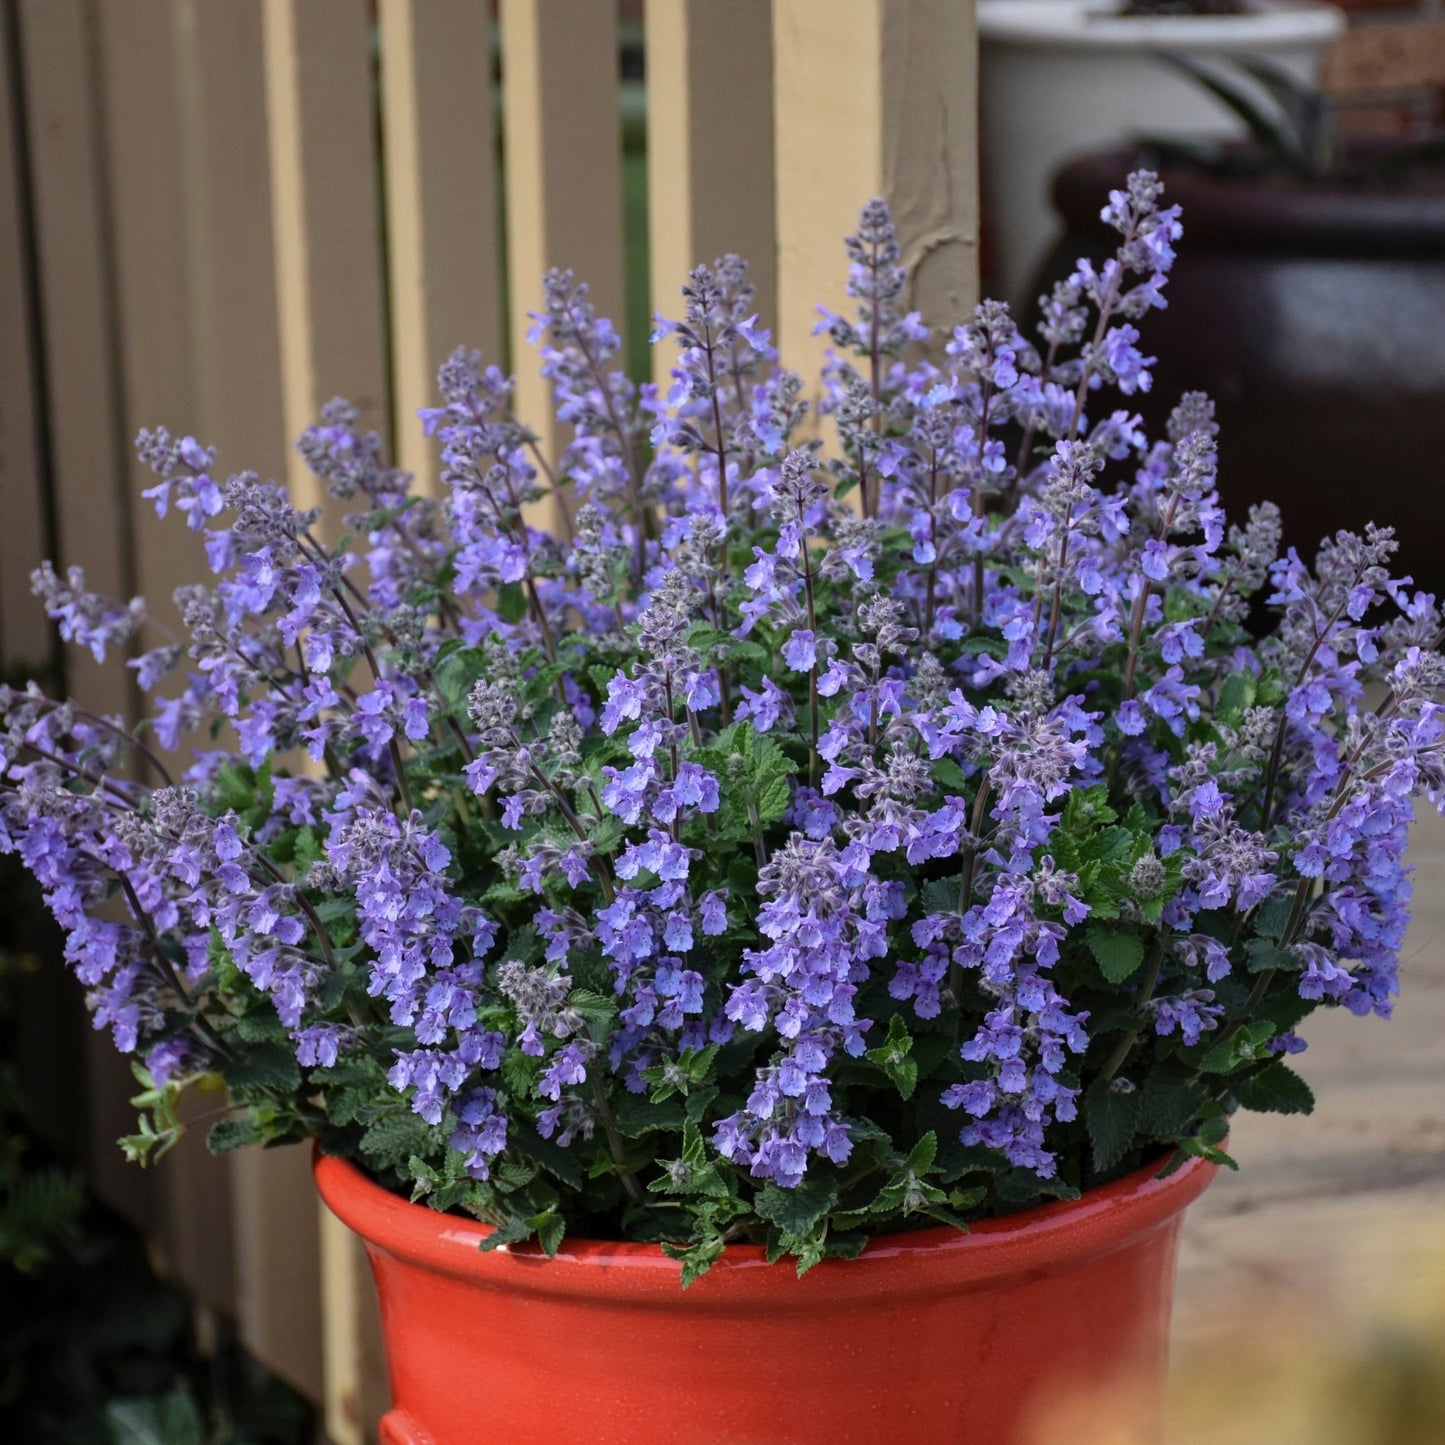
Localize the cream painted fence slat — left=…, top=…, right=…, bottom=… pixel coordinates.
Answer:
left=174, top=0, right=288, bottom=485
left=261, top=2, right=391, bottom=1424
left=379, top=0, right=501, bottom=495
left=15, top=0, right=135, bottom=728
left=501, top=0, right=626, bottom=494
left=262, top=0, right=390, bottom=513
left=14, top=0, right=155, bottom=1238
left=773, top=0, right=980, bottom=386
left=644, top=0, right=776, bottom=374
left=93, top=0, right=243, bottom=1322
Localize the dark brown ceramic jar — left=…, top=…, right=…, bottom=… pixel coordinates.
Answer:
left=1038, top=148, right=1445, bottom=593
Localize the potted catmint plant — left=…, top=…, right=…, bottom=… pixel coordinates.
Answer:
left=4, top=171, right=1441, bottom=1445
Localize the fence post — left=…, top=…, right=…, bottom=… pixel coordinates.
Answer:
left=379, top=0, right=501, bottom=495
left=644, top=0, right=776, bottom=372
left=773, top=0, right=980, bottom=388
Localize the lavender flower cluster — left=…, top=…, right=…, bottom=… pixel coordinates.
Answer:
left=5, top=172, right=1442, bottom=1278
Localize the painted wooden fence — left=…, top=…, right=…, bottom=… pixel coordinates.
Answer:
left=0, top=2, right=978, bottom=1439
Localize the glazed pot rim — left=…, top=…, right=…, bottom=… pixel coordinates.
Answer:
left=979, top=0, right=1345, bottom=52
left=314, top=1145, right=1217, bottom=1305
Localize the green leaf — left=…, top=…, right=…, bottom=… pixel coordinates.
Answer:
left=496, top=582, right=528, bottom=624
left=215, top=762, right=259, bottom=815
left=1252, top=895, right=1295, bottom=942
left=1085, top=925, right=1147, bottom=984
left=661, top=1234, right=726, bottom=1288
left=930, top=758, right=968, bottom=793
left=529, top=1210, right=566, bottom=1257
left=865, top=1015, right=919, bottom=1101
left=567, top=987, right=619, bottom=1039
left=509, top=1126, right=587, bottom=1189
left=1244, top=936, right=1295, bottom=974
left=755, top=1174, right=838, bottom=1237
left=207, top=1114, right=266, bottom=1154
left=221, top=1043, right=301, bottom=1097
left=359, top=1112, right=443, bottom=1174
left=756, top=771, right=793, bottom=826
left=434, top=647, right=487, bottom=704
left=232, top=1009, right=290, bottom=1045
left=1198, top=1021, right=1276, bottom=1075
left=1178, top=1111, right=1239, bottom=1170
left=1085, top=1078, right=1143, bottom=1172
left=105, top=1390, right=206, bottom=1445
left=1216, top=670, right=1257, bottom=723
left=904, top=1130, right=938, bottom=1176
left=1158, top=53, right=1304, bottom=170
left=1135, top=1069, right=1208, bottom=1138
left=1233, top=1062, right=1314, bottom=1116
left=477, top=1216, right=535, bottom=1254
left=921, top=877, right=960, bottom=915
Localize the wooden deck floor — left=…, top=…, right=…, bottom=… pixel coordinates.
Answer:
left=1167, top=798, right=1445, bottom=1438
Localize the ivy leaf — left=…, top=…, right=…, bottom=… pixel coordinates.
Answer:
left=1085, top=925, right=1147, bottom=984
left=1233, top=1062, right=1315, bottom=1115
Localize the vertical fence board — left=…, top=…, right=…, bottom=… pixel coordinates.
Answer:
left=93, top=0, right=241, bottom=1319
left=319, top=1203, right=390, bottom=1445
left=262, top=0, right=391, bottom=1406
left=644, top=0, right=776, bottom=371
left=176, top=0, right=287, bottom=483
left=15, top=0, right=134, bottom=721
left=773, top=0, right=979, bottom=389
left=0, top=5, right=50, bottom=682
left=500, top=0, right=625, bottom=480
left=262, top=0, right=389, bottom=514
left=229, top=1147, right=325, bottom=1400
left=16, top=0, right=152, bottom=1229
left=379, top=0, right=501, bottom=494
left=95, top=0, right=197, bottom=692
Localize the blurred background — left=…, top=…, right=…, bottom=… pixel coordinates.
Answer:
left=0, top=2, right=1442, bottom=1442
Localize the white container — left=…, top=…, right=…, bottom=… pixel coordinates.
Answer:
left=979, top=0, right=1346, bottom=304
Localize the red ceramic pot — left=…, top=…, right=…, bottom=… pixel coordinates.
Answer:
left=315, top=1148, right=1215, bottom=1445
